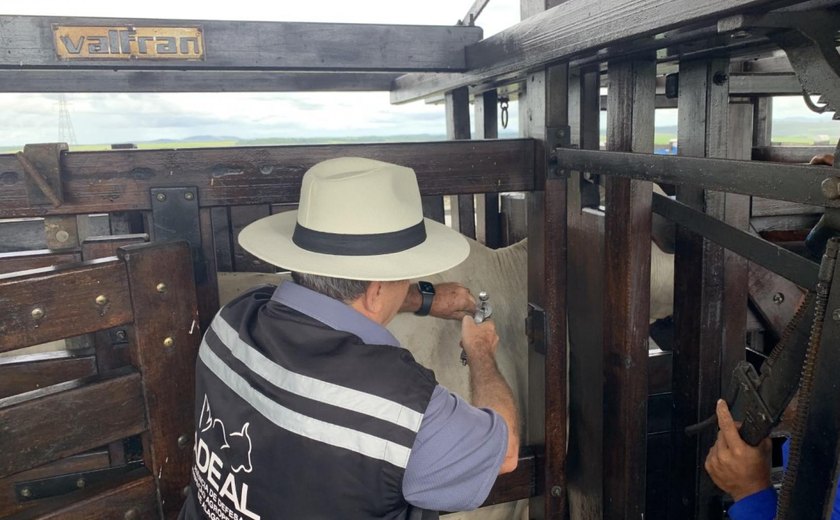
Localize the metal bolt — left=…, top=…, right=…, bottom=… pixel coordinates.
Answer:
left=773, top=292, right=785, bottom=305
left=163, top=336, right=175, bottom=348
left=550, top=485, right=563, bottom=497
left=182, top=486, right=191, bottom=497
left=76, top=478, right=86, bottom=489
left=20, top=487, right=31, bottom=498
left=184, top=191, right=195, bottom=201
left=713, top=71, right=728, bottom=85
left=155, top=192, right=167, bottom=202
left=31, top=307, right=45, bottom=320
left=55, top=230, right=70, bottom=243
left=125, top=508, right=140, bottom=520
left=156, top=282, right=168, bottom=293
left=178, top=434, right=190, bottom=448
left=115, top=329, right=128, bottom=341
left=95, top=294, right=109, bottom=306
left=833, top=309, right=840, bottom=322
left=821, top=177, right=840, bottom=200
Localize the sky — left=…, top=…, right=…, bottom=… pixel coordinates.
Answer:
left=1, top=1, right=837, bottom=147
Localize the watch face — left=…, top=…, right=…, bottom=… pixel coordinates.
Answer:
left=418, top=281, right=435, bottom=295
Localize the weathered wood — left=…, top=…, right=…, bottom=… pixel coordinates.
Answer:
left=0, top=370, right=147, bottom=478
left=671, top=58, right=730, bottom=520
left=0, top=140, right=536, bottom=218
left=752, top=198, right=823, bottom=217
left=728, top=73, right=802, bottom=95
left=3, top=16, right=481, bottom=72
left=230, top=205, right=273, bottom=272
left=523, top=56, right=568, bottom=518
left=481, top=451, right=537, bottom=507
left=43, top=216, right=79, bottom=251
left=565, top=63, right=604, bottom=520
left=0, top=70, right=401, bottom=93
left=392, top=0, right=802, bottom=103
left=210, top=207, right=234, bottom=272
left=0, top=218, right=47, bottom=252
left=752, top=145, right=836, bottom=163
left=0, top=350, right=97, bottom=399
left=121, top=241, right=200, bottom=519
left=0, top=249, right=80, bottom=275
left=81, top=234, right=148, bottom=260
left=198, top=208, right=221, bottom=332
left=10, top=468, right=158, bottom=520
left=445, top=87, right=476, bottom=239
left=474, top=90, right=503, bottom=248
left=0, top=450, right=110, bottom=517
left=648, top=350, right=673, bottom=395
left=603, top=56, right=655, bottom=520
left=0, top=260, right=132, bottom=354
left=421, top=196, right=446, bottom=224
left=752, top=97, right=773, bottom=148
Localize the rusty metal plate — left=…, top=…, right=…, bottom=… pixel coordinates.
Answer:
left=53, top=25, right=204, bottom=60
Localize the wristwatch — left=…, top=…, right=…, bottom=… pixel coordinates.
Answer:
left=414, top=281, right=435, bottom=316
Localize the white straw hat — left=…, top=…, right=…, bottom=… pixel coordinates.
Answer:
left=238, top=157, right=469, bottom=281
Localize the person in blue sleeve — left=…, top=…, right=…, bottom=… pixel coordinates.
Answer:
left=179, top=157, right=520, bottom=520
left=705, top=399, right=840, bottom=519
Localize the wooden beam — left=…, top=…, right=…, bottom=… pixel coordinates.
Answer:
left=752, top=145, right=836, bottom=163
left=474, top=90, right=504, bottom=248
left=392, top=0, right=803, bottom=103
left=480, top=450, right=537, bottom=507
left=0, top=350, right=97, bottom=399
left=0, top=140, right=536, bottom=218
left=603, top=55, right=655, bottom=520
left=446, top=87, right=476, bottom=239
left=0, top=370, right=147, bottom=477
left=0, top=70, right=400, bottom=93
left=2, top=16, right=482, bottom=72
left=729, top=72, right=802, bottom=95
left=0, top=249, right=80, bottom=275
left=0, top=260, right=132, bottom=354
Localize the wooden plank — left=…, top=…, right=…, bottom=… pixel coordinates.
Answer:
left=0, top=70, right=400, bottom=93
left=81, top=234, right=148, bottom=260
left=392, top=0, right=801, bottom=103
left=0, top=370, right=147, bottom=478
left=198, top=207, right=221, bottom=332
left=0, top=260, right=132, bottom=354
left=481, top=451, right=536, bottom=507
left=0, top=350, right=97, bottom=399
left=445, top=87, right=476, bottom=239
left=752, top=97, right=773, bottom=148
left=748, top=260, right=806, bottom=337
left=752, top=198, right=823, bottom=217
left=474, top=90, right=503, bottom=248
left=2, top=16, right=481, bottom=72
left=728, top=72, right=802, bottom=95
left=752, top=145, right=836, bottom=163
left=210, top=207, right=234, bottom=272
left=0, top=218, right=47, bottom=252
left=602, top=56, right=655, bottom=520
left=121, top=241, right=200, bottom=519
left=0, top=451, right=110, bottom=517
left=230, top=205, right=273, bottom=272
left=10, top=468, right=158, bottom=520
left=671, top=58, right=730, bottom=520
left=565, top=63, right=604, bottom=520
left=421, top=196, right=446, bottom=224
left=0, top=140, right=536, bottom=218
left=0, top=249, right=80, bottom=275
left=523, top=56, right=568, bottom=518
left=648, top=350, right=673, bottom=395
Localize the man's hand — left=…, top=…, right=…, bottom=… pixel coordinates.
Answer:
left=704, top=399, right=772, bottom=501
left=460, top=315, right=499, bottom=362
left=810, top=153, right=835, bottom=166
left=401, top=282, right=477, bottom=320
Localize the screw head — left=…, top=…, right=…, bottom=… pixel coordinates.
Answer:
left=713, top=71, right=729, bottom=85
left=20, top=487, right=32, bottom=498
left=76, top=478, right=86, bottom=489
left=55, top=230, right=70, bottom=243
left=155, top=192, right=167, bottom=202
left=115, top=329, right=127, bottom=341
left=31, top=307, right=45, bottom=320
left=163, top=336, right=175, bottom=348
left=550, top=485, right=563, bottom=497
left=95, top=294, right=109, bottom=306
left=178, top=434, right=190, bottom=448
left=156, top=282, right=167, bottom=293
left=184, top=191, right=195, bottom=201
left=773, top=292, right=785, bottom=305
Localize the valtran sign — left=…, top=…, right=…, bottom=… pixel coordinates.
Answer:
left=53, top=25, right=205, bottom=60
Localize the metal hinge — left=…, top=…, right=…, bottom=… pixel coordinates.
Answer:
left=546, top=126, right=571, bottom=179
left=525, top=303, right=547, bottom=355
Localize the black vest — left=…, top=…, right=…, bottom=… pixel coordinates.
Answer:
left=179, top=287, right=438, bottom=520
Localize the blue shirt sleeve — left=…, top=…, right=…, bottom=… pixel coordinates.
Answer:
left=728, top=488, right=777, bottom=520
left=402, top=384, right=508, bottom=511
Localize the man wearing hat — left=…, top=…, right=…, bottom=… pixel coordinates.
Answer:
left=179, top=157, right=519, bottom=520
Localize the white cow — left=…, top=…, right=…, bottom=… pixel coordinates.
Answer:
left=216, top=236, right=675, bottom=520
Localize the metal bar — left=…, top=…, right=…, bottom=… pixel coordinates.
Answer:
left=391, top=0, right=807, bottom=103
left=653, top=193, right=819, bottom=288
left=2, top=16, right=482, bottom=72
left=729, top=72, right=803, bottom=95
left=555, top=148, right=840, bottom=208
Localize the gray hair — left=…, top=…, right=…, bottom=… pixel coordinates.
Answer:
left=291, top=272, right=370, bottom=303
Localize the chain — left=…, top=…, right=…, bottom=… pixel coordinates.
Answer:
left=499, top=96, right=509, bottom=129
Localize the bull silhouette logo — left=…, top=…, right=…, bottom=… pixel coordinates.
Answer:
left=199, top=395, right=254, bottom=473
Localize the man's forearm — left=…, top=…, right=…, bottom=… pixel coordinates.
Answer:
left=468, top=354, right=519, bottom=447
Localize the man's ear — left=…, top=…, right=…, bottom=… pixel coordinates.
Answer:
left=361, top=281, right=385, bottom=315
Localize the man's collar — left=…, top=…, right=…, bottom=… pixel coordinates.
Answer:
left=271, top=281, right=401, bottom=348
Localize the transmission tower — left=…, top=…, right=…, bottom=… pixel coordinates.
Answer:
left=58, top=94, right=78, bottom=145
